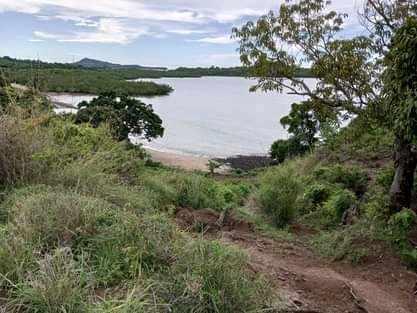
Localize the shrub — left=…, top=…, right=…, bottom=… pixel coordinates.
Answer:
left=75, top=93, right=164, bottom=142
left=270, top=137, right=309, bottom=163
left=323, top=189, right=357, bottom=224
left=304, top=183, right=332, bottom=206
left=206, top=159, right=222, bottom=174
left=11, top=248, right=88, bottom=313
left=362, top=185, right=389, bottom=222
left=375, top=167, right=395, bottom=190
left=400, top=249, right=417, bottom=269
left=0, top=114, right=47, bottom=186
left=175, top=173, right=225, bottom=210
left=9, top=189, right=114, bottom=250
left=257, top=166, right=302, bottom=227
left=162, top=240, right=270, bottom=313
left=388, top=208, right=417, bottom=241
left=311, top=229, right=368, bottom=263
left=84, top=212, right=178, bottom=286
left=312, top=164, right=369, bottom=196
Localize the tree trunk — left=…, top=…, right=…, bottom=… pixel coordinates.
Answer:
left=389, top=140, right=417, bottom=215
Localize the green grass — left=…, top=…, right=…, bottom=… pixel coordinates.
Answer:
left=0, top=98, right=275, bottom=312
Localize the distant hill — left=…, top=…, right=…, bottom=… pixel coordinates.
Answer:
left=73, top=58, right=168, bottom=71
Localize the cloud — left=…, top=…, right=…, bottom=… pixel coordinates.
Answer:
left=191, top=35, right=235, bottom=44
left=166, top=29, right=210, bottom=35
left=206, top=53, right=239, bottom=62
left=28, top=39, right=44, bottom=42
left=33, top=30, right=58, bottom=39
left=0, top=0, right=363, bottom=47
left=0, top=0, right=360, bottom=24
left=57, top=18, right=148, bottom=44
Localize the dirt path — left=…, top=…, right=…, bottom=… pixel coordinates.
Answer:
left=176, top=208, right=417, bottom=313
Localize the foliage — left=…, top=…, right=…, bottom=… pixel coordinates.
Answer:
left=270, top=137, right=309, bottom=163
left=0, top=114, right=49, bottom=187
left=382, top=17, right=417, bottom=142
left=206, top=159, right=222, bottom=174
left=5, top=67, right=173, bottom=96
left=0, top=56, right=312, bottom=79
left=163, top=240, right=269, bottom=313
left=388, top=208, right=417, bottom=239
left=232, top=0, right=417, bottom=215
left=323, top=189, right=357, bottom=224
left=232, top=0, right=378, bottom=116
left=257, top=166, right=302, bottom=227
left=311, top=229, right=368, bottom=263
left=312, top=164, right=369, bottom=197
left=12, top=247, right=88, bottom=313
left=75, top=92, right=164, bottom=142
left=299, top=183, right=332, bottom=214
left=173, top=172, right=244, bottom=210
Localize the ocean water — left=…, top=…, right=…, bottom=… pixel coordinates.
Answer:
left=50, top=76, right=313, bottom=157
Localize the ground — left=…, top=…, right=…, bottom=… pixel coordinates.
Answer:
left=175, top=207, right=417, bottom=313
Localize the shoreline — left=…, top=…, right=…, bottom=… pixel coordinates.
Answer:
left=145, top=148, right=212, bottom=171
left=145, top=148, right=275, bottom=172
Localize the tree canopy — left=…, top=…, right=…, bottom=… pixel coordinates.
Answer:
left=232, top=0, right=417, bottom=214
left=75, top=92, right=164, bottom=142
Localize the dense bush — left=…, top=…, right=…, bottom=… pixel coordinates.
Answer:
left=163, top=240, right=269, bottom=313
left=8, top=68, right=174, bottom=96
left=300, top=183, right=332, bottom=213
left=75, top=93, right=164, bottom=142
left=0, top=114, right=48, bottom=187
left=312, top=164, right=369, bottom=197
left=323, top=189, right=357, bottom=224
left=257, top=166, right=302, bottom=227
left=388, top=208, right=416, bottom=240
left=270, top=137, right=310, bottom=163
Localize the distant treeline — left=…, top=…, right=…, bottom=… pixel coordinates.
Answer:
left=4, top=68, right=173, bottom=96
left=0, top=56, right=313, bottom=78
left=0, top=56, right=312, bottom=96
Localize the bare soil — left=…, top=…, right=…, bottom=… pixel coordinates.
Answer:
left=175, top=208, right=417, bottom=313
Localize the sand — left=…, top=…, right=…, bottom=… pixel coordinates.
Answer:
left=146, top=148, right=212, bottom=171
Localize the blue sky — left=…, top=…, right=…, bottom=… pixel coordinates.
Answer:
left=0, top=0, right=364, bottom=68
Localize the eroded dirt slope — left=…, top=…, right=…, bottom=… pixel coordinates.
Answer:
left=176, top=208, right=417, bottom=313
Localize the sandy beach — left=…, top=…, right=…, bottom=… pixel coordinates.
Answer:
left=146, top=148, right=212, bottom=171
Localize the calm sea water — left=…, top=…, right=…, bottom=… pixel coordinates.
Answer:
left=51, top=77, right=312, bottom=157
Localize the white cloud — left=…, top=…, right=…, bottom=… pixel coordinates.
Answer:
left=0, top=0, right=359, bottom=24
left=0, top=0, right=362, bottom=46
left=33, top=30, right=58, bottom=39
left=57, top=18, right=148, bottom=44
left=207, top=53, right=239, bottom=62
left=28, top=39, right=44, bottom=42
left=192, top=35, right=235, bottom=44
left=166, top=29, right=210, bottom=35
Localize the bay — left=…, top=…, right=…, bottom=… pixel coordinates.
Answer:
left=50, top=77, right=313, bottom=157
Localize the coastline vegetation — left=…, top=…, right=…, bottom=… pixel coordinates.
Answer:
left=0, top=56, right=312, bottom=97
left=0, top=87, right=274, bottom=312
left=2, top=0, right=417, bottom=310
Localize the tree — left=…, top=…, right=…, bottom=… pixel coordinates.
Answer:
left=270, top=137, right=309, bottom=163
left=75, top=92, right=164, bottom=142
left=232, top=0, right=417, bottom=215
left=382, top=18, right=417, bottom=214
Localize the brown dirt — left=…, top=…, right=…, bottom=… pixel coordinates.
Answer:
left=175, top=208, right=417, bottom=313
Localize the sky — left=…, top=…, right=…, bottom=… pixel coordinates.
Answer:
left=0, top=0, right=365, bottom=68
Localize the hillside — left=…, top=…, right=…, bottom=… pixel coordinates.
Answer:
left=0, top=85, right=416, bottom=312
left=73, top=58, right=168, bottom=71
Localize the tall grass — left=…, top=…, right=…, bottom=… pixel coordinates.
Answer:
left=0, top=91, right=274, bottom=312
left=257, top=165, right=302, bottom=227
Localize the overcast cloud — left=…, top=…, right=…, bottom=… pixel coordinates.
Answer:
left=0, top=0, right=364, bottom=67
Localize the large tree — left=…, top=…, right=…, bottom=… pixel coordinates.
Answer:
left=75, top=92, right=164, bottom=142
left=382, top=18, right=417, bottom=214
left=232, top=0, right=417, bottom=215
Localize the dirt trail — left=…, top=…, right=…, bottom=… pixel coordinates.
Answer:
left=176, top=208, right=417, bottom=313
